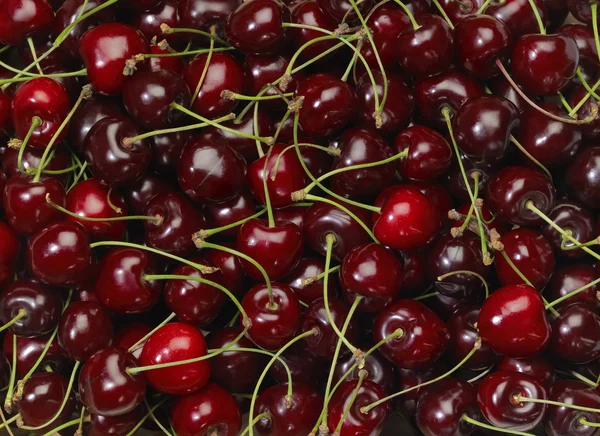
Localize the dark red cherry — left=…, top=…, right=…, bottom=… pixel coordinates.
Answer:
left=254, top=382, right=322, bottom=436
left=203, top=244, right=248, bottom=297
left=296, top=73, right=357, bottom=138
left=79, top=346, right=147, bottom=416
left=19, top=372, right=75, bottom=431
left=178, top=0, right=241, bottom=30
left=316, top=0, right=372, bottom=21
left=0, top=221, right=19, bottom=287
left=272, top=205, right=306, bottom=230
left=568, top=85, right=600, bottom=142
left=541, top=201, right=594, bottom=257
left=478, top=371, right=547, bottom=431
left=151, top=130, right=194, bottom=175
left=339, top=243, right=403, bottom=312
left=397, top=249, right=427, bottom=296
left=0, top=278, right=62, bottom=336
left=290, top=0, right=337, bottom=61
left=88, top=408, right=141, bottom=436
left=132, top=0, right=187, bottom=50
left=0, top=90, right=11, bottom=138
left=139, top=322, right=211, bottom=395
left=300, top=296, right=358, bottom=359
left=241, top=283, right=301, bottom=351
left=544, top=380, right=600, bottom=436
left=494, top=228, right=555, bottom=291
left=115, top=322, right=151, bottom=359
left=486, top=0, right=547, bottom=38
left=373, top=299, right=450, bottom=369
left=566, top=147, right=600, bottom=209
left=333, top=348, right=396, bottom=395
left=95, top=247, right=163, bottom=313
left=268, top=342, right=326, bottom=388
left=1, top=145, right=71, bottom=187
left=410, top=181, right=453, bottom=226
left=226, top=0, right=287, bottom=54
left=396, top=125, right=452, bottom=181
left=512, top=34, right=579, bottom=96
left=0, top=0, right=54, bottom=45
left=448, top=305, right=499, bottom=370
left=2, top=331, right=68, bottom=378
left=28, top=220, right=92, bottom=287
left=58, top=301, right=114, bottom=361
left=393, top=364, right=446, bottom=415
left=123, top=70, right=191, bottom=130
left=204, top=191, right=256, bottom=238
left=478, top=284, right=551, bottom=358
left=183, top=52, right=244, bottom=118
left=551, top=304, right=600, bottom=364
left=373, top=185, right=441, bottom=251
left=486, top=165, right=555, bottom=226
left=397, top=14, right=454, bottom=77
left=546, top=263, right=598, bottom=310
left=170, top=382, right=242, bottom=436
left=416, top=379, right=480, bottom=436
left=124, top=173, right=173, bottom=214
left=80, top=23, right=150, bottom=95
left=497, top=356, right=555, bottom=387
left=177, top=132, right=247, bottom=203
left=444, top=152, right=497, bottom=202
left=69, top=97, right=123, bottom=152
left=83, top=116, right=152, bottom=185
left=0, top=352, right=8, bottom=389
left=558, top=23, right=600, bottom=77
left=285, top=256, right=338, bottom=304
left=11, top=77, right=70, bottom=149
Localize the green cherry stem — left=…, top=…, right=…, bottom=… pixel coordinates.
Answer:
left=437, top=269, right=489, bottom=299
left=0, top=309, right=27, bottom=334
left=558, top=91, right=574, bottom=114
left=456, top=172, right=480, bottom=234
left=139, top=46, right=234, bottom=60
left=467, top=365, right=494, bottom=384
left=40, top=418, right=80, bottom=436
left=125, top=398, right=169, bottom=436
left=195, top=208, right=268, bottom=240
left=160, top=24, right=231, bottom=47
left=577, top=68, right=600, bottom=100
left=301, top=265, right=341, bottom=286
left=261, top=106, right=276, bottom=228
left=509, top=135, right=552, bottom=180
left=222, top=91, right=294, bottom=101
left=271, top=143, right=340, bottom=180
left=27, top=37, right=44, bottom=75
left=334, top=369, right=368, bottom=435
left=555, top=369, right=598, bottom=387
left=144, top=399, right=172, bottom=436
left=0, top=69, right=87, bottom=86
left=429, top=0, right=455, bottom=28
left=240, top=413, right=271, bottom=436
left=75, top=407, right=86, bottom=436
left=580, top=418, right=600, bottom=427
left=545, top=275, right=600, bottom=309
left=517, top=395, right=600, bottom=414
left=593, top=4, right=600, bottom=65
left=3, top=333, right=17, bottom=414
left=128, top=312, right=176, bottom=352
left=526, top=0, right=546, bottom=34
left=341, top=39, right=363, bottom=82
left=12, top=116, right=42, bottom=176
left=569, top=77, right=600, bottom=118
left=190, top=26, right=216, bottom=107
left=413, top=291, right=441, bottom=301
left=461, top=415, right=535, bottom=436
left=0, top=414, right=19, bottom=431
left=476, top=0, right=494, bottom=14
left=560, top=233, right=599, bottom=250
left=391, top=0, right=420, bottom=29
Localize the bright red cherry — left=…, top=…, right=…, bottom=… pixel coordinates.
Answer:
left=226, top=0, right=287, bottom=54
left=396, top=125, right=452, bottom=181
left=0, top=0, right=54, bottom=45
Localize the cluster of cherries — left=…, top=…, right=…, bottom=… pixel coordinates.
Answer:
left=2, top=0, right=600, bottom=433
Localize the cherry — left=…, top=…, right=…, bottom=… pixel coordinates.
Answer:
left=178, top=0, right=242, bottom=31
left=566, top=147, right=600, bottom=209
left=114, top=322, right=151, bottom=359
left=396, top=125, right=452, bottom=181
left=226, top=0, right=287, bottom=54
left=410, top=181, right=453, bottom=225
left=551, top=304, right=600, bottom=364
left=28, top=220, right=92, bottom=287
left=143, top=42, right=185, bottom=74
left=448, top=305, right=499, bottom=370
left=547, top=263, right=598, bottom=310
left=151, top=130, right=194, bottom=175
left=19, top=372, right=75, bottom=431
left=236, top=218, right=303, bottom=281
left=444, top=151, right=498, bottom=202
left=486, top=0, right=547, bottom=38
left=373, top=185, right=441, bottom=251
left=203, top=244, right=248, bottom=297
left=494, top=228, right=555, bottom=291
left=123, top=70, right=191, bottom=130
left=360, top=4, right=411, bottom=69
left=296, top=73, right=357, bottom=138
left=478, top=371, right=547, bottom=431
left=285, top=256, right=338, bottom=304
left=95, top=247, right=163, bottom=313
left=272, top=204, right=306, bottom=230
left=170, top=382, right=242, bottom=436
left=84, top=116, right=152, bottom=185
left=79, top=346, right=146, bottom=416
left=124, top=172, right=173, bottom=214
left=497, top=356, right=555, bottom=387
left=138, top=322, right=211, bottom=395
left=316, top=0, right=372, bottom=21
left=568, top=84, right=600, bottom=142
left=201, top=192, right=256, bottom=237
left=544, top=380, right=600, bottom=436
left=132, top=0, right=187, bottom=50
left=183, top=52, right=244, bottom=118
left=268, top=342, right=326, bottom=388
left=290, top=0, right=337, bottom=61
left=397, top=249, right=427, bottom=296
left=333, top=348, right=396, bottom=394
left=0, top=0, right=55, bottom=45
left=177, top=131, right=247, bottom=203
left=558, top=23, right=600, bottom=79
left=2, top=331, right=68, bottom=378
left=541, top=201, right=594, bottom=258
left=301, top=296, right=358, bottom=359
left=373, top=299, right=449, bottom=369
left=0, top=278, right=62, bottom=336
left=339, top=243, right=403, bottom=312
left=79, top=23, right=150, bottom=95
left=68, top=97, right=123, bottom=152
left=88, top=408, right=141, bottom=436
left=486, top=165, right=556, bottom=226
left=0, top=221, right=19, bottom=287
left=416, top=379, right=480, bottom=436
left=397, top=14, right=454, bottom=77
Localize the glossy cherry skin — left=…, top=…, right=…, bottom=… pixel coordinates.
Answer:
left=226, top=0, right=287, bottom=54
left=254, top=383, right=321, bottom=436
left=144, top=42, right=185, bottom=74
left=333, top=348, right=396, bottom=394
left=114, top=322, right=151, bottom=360
left=268, top=342, right=326, bottom=388
left=316, top=0, right=372, bottom=21
left=177, top=132, right=247, bottom=203
left=68, top=97, right=123, bottom=152
left=123, top=70, right=191, bottom=130
left=497, top=356, right=555, bottom=387
left=241, top=283, right=301, bottom=351
left=512, top=34, right=579, bottom=96
left=478, top=284, right=551, bottom=358
left=132, top=0, right=187, bottom=50
left=88, top=408, right=141, bottom=436
left=296, top=73, right=357, bottom=138
left=204, top=191, right=256, bottom=238
left=396, top=125, right=452, bottom=181
left=65, top=178, right=128, bottom=241
left=551, top=304, right=600, bottom=364
left=516, top=102, right=581, bottom=169
left=124, top=173, right=173, bottom=214
left=57, top=300, right=113, bottom=361
left=84, top=116, right=152, bottom=185
left=139, top=322, right=210, bottom=395
left=414, top=69, right=484, bottom=128
left=397, top=14, right=454, bottom=77
left=542, top=201, right=594, bottom=258
left=360, top=4, right=411, bottom=69
left=183, top=52, right=244, bottom=118
left=178, top=0, right=241, bottom=30
left=373, top=185, right=441, bottom=251
left=454, top=15, right=512, bottom=78
left=247, top=143, right=306, bottom=208
left=19, top=372, right=75, bottom=430
left=95, top=247, right=163, bottom=313
left=2, top=146, right=71, bottom=185
left=79, top=346, right=147, bottom=416
left=339, top=243, right=402, bottom=312
left=203, top=244, right=248, bottom=297
left=286, top=256, right=337, bottom=304
left=416, top=379, right=480, bottom=436
left=327, top=379, right=389, bottom=435
left=300, top=296, right=358, bottom=359
left=448, top=305, right=499, bottom=370
left=546, top=263, right=598, bottom=310
left=0, top=0, right=54, bottom=45
left=151, top=130, right=194, bottom=175
left=290, top=0, right=337, bottom=60
left=444, top=153, right=498, bottom=202
left=494, top=228, right=555, bottom=291
left=486, top=165, right=556, bottom=226
left=373, top=299, right=449, bottom=369
left=486, top=0, right=547, bottom=38
left=2, top=331, right=68, bottom=378
left=559, top=23, right=600, bottom=76
left=80, top=23, right=149, bottom=95
left=566, top=147, right=600, bottom=209
left=544, top=380, right=600, bottom=436
left=170, top=382, right=242, bottom=436
left=0, top=278, right=62, bottom=337
left=11, top=77, right=71, bottom=149
left=0, top=221, right=20, bottom=287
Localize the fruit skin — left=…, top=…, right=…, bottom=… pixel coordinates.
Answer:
left=551, top=304, right=600, bottom=364
left=566, top=146, right=600, bottom=209
left=544, top=380, right=600, bottom=436
left=0, top=0, right=55, bottom=45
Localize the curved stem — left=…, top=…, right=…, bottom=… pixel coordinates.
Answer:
left=125, top=398, right=169, bottom=436
left=240, top=413, right=271, bottom=436
left=593, top=4, right=600, bottom=65
left=190, top=26, right=215, bottom=107
left=3, top=334, right=17, bottom=413
left=509, top=135, right=552, bottom=180
left=413, top=291, right=440, bottom=301
left=437, top=270, right=489, bottom=299
left=457, top=172, right=480, bottom=234
left=0, top=69, right=87, bottom=86
left=301, top=265, right=341, bottom=286
left=577, top=69, right=600, bottom=100
left=261, top=110, right=275, bottom=228
left=199, top=208, right=267, bottom=239
left=144, top=399, right=172, bottom=436
left=15, top=116, right=42, bottom=176
left=27, top=38, right=44, bottom=75
left=160, top=25, right=230, bottom=47
left=0, top=414, right=18, bottom=431
left=467, top=366, right=494, bottom=383
left=558, top=92, right=574, bottom=113
left=42, top=163, right=79, bottom=175
left=0, top=309, right=27, bottom=334
left=128, top=313, right=176, bottom=352
left=461, top=415, right=535, bottom=436
left=334, top=370, right=367, bottom=434
left=561, top=233, right=599, bottom=250
left=40, top=418, right=80, bottom=436
left=476, top=0, right=494, bottom=13
left=391, top=0, right=420, bottom=29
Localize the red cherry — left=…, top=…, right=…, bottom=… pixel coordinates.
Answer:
left=88, top=408, right=141, bottom=436
left=360, top=4, right=411, bottom=69
left=151, top=130, right=194, bottom=176
left=544, top=380, right=600, bottom=435
left=290, top=0, right=337, bottom=61
left=285, top=256, right=338, bottom=304
left=144, top=42, right=185, bottom=74
left=19, top=372, right=75, bottom=431
left=0, top=221, right=19, bottom=287
left=68, top=97, right=124, bottom=152
left=316, top=0, right=373, bottom=22
left=566, top=146, right=600, bottom=209
left=124, top=172, right=173, bottom=214
left=486, top=0, right=547, bottom=38
left=546, top=263, right=599, bottom=310
left=132, top=0, right=188, bottom=50
left=497, top=356, right=555, bottom=387
left=0, top=0, right=54, bottom=45
left=551, top=304, right=600, bottom=364
left=268, top=342, right=326, bottom=388
left=448, top=305, right=499, bottom=370
left=178, top=0, right=242, bottom=31
left=333, top=347, right=397, bottom=394
left=203, top=243, right=249, bottom=297
left=396, top=125, right=452, bottom=181
left=204, top=191, right=256, bottom=238
left=2, top=331, right=68, bottom=378
left=114, top=322, right=151, bottom=360
left=226, top=0, right=287, bottom=54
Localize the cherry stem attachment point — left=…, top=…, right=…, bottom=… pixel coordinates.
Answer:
left=301, top=265, right=341, bottom=286
left=517, top=395, right=600, bottom=414
left=580, top=418, right=600, bottom=427
left=0, top=309, right=27, bottom=334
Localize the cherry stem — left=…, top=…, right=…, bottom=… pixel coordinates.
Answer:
left=437, top=269, right=489, bottom=299
left=197, top=208, right=267, bottom=240
left=341, top=39, right=363, bottom=82
left=461, top=414, right=535, bottom=436
left=0, top=414, right=19, bottom=431
left=247, top=329, right=318, bottom=436
left=360, top=338, right=482, bottom=414
left=27, top=38, right=44, bottom=76
left=141, top=400, right=169, bottom=436
left=526, top=0, right=546, bottom=34
left=272, top=110, right=291, bottom=145
left=580, top=418, right=600, bottom=427
left=125, top=398, right=169, bottom=436
left=558, top=92, right=574, bottom=113
left=593, top=4, right=600, bottom=66
left=0, top=309, right=27, bottom=334
left=569, top=77, right=600, bottom=118
left=476, top=0, right=494, bottom=14
left=391, top=0, right=420, bottom=29
left=301, top=265, right=341, bottom=286
left=261, top=110, right=276, bottom=228
left=170, top=102, right=274, bottom=145
left=496, top=59, right=596, bottom=125
left=128, top=312, right=176, bottom=353
left=467, top=365, right=494, bottom=383
left=517, top=395, right=600, bottom=414
left=90, top=240, right=217, bottom=275
left=0, top=60, right=45, bottom=78
left=545, top=275, right=600, bottom=309
left=39, top=418, right=80, bottom=436
left=560, top=232, right=599, bottom=250
left=457, top=172, right=480, bottom=233
left=334, top=369, right=368, bottom=434
left=430, top=0, right=455, bottom=28
left=19, top=361, right=80, bottom=431
left=0, top=69, right=87, bottom=86
left=555, top=369, right=598, bottom=387
left=3, top=334, right=17, bottom=414
left=223, top=91, right=294, bottom=101
left=190, top=26, right=216, bottom=107
left=413, top=291, right=440, bottom=300
left=240, top=413, right=271, bottom=436
left=577, top=69, right=600, bottom=101
left=42, top=163, right=79, bottom=175
left=75, top=407, right=86, bottom=436
left=509, top=135, right=552, bottom=180
left=144, top=274, right=247, bottom=319
left=271, top=143, right=340, bottom=180
left=160, top=24, right=230, bottom=47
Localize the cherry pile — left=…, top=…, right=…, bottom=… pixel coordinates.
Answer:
left=3, top=0, right=600, bottom=434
